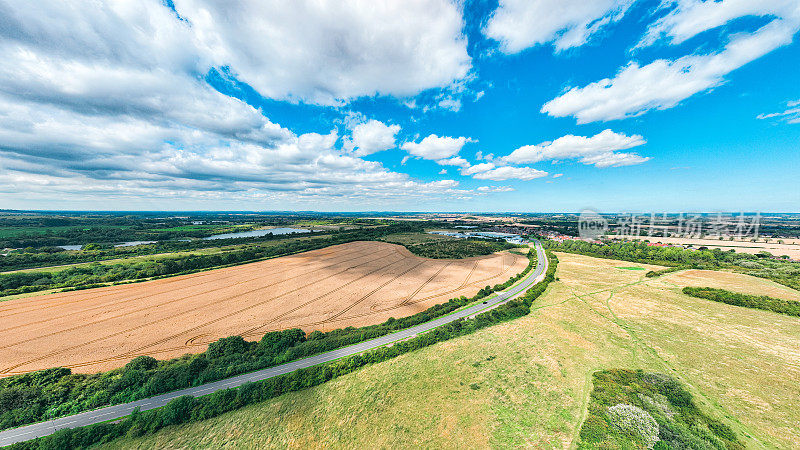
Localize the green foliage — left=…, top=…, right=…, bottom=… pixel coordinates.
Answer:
left=0, top=249, right=544, bottom=433
left=645, top=267, right=685, bottom=278
left=125, top=356, right=157, bottom=372
left=6, top=249, right=558, bottom=449
left=403, top=239, right=518, bottom=259
left=544, top=239, right=800, bottom=291
left=0, top=223, right=422, bottom=297
left=577, top=369, right=744, bottom=449
left=683, top=287, right=800, bottom=317
left=206, top=336, right=252, bottom=359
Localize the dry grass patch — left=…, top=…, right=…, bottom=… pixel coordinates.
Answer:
left=659, top=269, right=800, bottom=302
left=101, top=252, right=798, bottom=449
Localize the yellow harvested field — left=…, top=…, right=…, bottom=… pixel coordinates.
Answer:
left=0, top=241, right=527, bottom=376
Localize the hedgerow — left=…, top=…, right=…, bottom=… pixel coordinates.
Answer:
left=7, top=252, right=557, bottom=449
left=0, top=248, right=541, bottom=433
left=683, top=286, right=800, bottom=317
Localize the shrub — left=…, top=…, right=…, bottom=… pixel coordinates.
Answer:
left=606, top=404, right=659, bottom=448
left=207, top=336, right=250, bottom=359
left=125, top=356, right=157, bottom=372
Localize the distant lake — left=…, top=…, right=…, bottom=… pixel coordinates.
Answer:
left=114, top=241, right=157, bottom=247
left=202, top=227, right=319, bottom=240
left=58, top=240, right=157, bottom=251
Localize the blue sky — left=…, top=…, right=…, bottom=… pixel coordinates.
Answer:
left=0, top=0, right=798, bottom=212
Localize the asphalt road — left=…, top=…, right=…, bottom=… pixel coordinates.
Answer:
left=0, top=241, right=548, bottom=447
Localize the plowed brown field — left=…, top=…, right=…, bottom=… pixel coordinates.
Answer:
left=0, top=241, right=527, bottom=376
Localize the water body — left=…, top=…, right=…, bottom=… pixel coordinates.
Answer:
left=114, top=241, right=157, bottom=247
left=202, top=227, right=319, bottom=240
left=428, top=230, right=525, bottom=244
left=58, top=241, right=158, bottom=251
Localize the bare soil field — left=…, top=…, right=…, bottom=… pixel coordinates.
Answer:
left=0, top=241, right=527, bottom=376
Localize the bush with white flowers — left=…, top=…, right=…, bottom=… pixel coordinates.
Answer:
left=606, top=403, right=660, bottom=449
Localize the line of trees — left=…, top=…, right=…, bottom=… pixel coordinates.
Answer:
left=0, top=228, right=333, bottom=272
left=7, top=252, right=557, bottom=449
left=682, top=287, right=800, bottom=317
left=403, top=239, right=519, bottom=259
left=543, top=239, right=800, bottom=291
left=0, top=223, right=421, bottom=297
left=0, top=248, right=540, bottom=432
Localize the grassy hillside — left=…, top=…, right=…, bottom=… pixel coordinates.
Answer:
left=99, top=252, right=800, bottom=449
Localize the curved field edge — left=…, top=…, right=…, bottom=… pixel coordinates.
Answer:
left=2, top=252, right=557, bottom=449
left=0, top=224, right=423, bottom=300
left=89, top=251, right=800, bottom=450
left=0, top=246, right=537, bottom=433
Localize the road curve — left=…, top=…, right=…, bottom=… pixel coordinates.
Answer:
left=0, top=241, right=548, bottom=447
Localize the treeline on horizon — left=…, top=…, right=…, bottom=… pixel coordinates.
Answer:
left=543, top=239, right=800, bottom=291
left=0, top=250, right=549, bottom=437
left=0, top=223, right=419, bottom=298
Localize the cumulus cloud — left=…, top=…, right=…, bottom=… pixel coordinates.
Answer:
left=176, top=0, right=471, bottom=105
left=0, top=0, right=478, bottom=206
left=542, top=2, right=800, bottom=123
left=503, top=129, right=647, bottom=167
left=757, top=99, right=800, bottom=124
left=436, top=156, right=471, bottom=168
left=477, top=185, right=515, bottom=192
left=472, top=166, right=548, bottom=181
left=484, top=0, right=635, bottom=53
left=344, top=119, right=400, bottom=156
left=400, top=134, right=476, bottom=161
left=460, top=162, right=496, bottom=176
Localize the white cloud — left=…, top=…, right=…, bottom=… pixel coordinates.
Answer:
left=477, top=185, right=515, bottom=192
left=436, top=96, right=462, bottom=112
left=176, top=0, right=471, bottom=105
left=472, top=166, right=548, bottom=181
left=578, top=152, right=650, bottom=168
left=484, top=0, right=635, bottom=53
left=460, top=162, right=496, bottom=176
left=436, top=156, right=471, bottom=168
left=438, top=168, right=448, bottom=174
left=639, top=0, right=800, bottom=47
left=401, top=134, right=476, bottom=160
left=344, top=119, right=400, bottom=156
left=543, top=3, right=800, bottom=123
left=757, top=99, right=800, bottom=124
left=0, top=0, right=480, bottom=207
left=503, top=129, right=648, bottom=167
left=552, top=173, right=563, bottom=178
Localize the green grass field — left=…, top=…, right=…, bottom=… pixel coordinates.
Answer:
left=0, top=225, right=130, bottom=238
left=101, top=252, right=800, bottom=449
